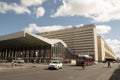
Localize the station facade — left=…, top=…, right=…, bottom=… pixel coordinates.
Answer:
left=0, top=32, right=72, bottom=63
left=0, top=24, right=116, bottom=62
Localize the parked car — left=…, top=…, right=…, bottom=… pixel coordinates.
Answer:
left=12, top=58, right=24, bottom=63
left=94, top=61, right=98, bottom=65
left=48, top=60, right=63, bottom=70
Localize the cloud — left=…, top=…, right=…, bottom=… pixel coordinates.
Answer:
left=36, top=7, right=45, bottom=18
left=24, top=23, right=85, bottom=33
left=21, top=0, right=45, bottom=7
left=96, top=25, right=111, bottom=35
left=25, top=24, right=112, bottom=35
left=0, top=2, right=30, bottom=14
left=0, top=0, right=46, bottom=17
left=106, top=39, right=120, bottom=57
left=24, top=23, right=65, bottom=33
left=51, top=0, right=120, bottom=22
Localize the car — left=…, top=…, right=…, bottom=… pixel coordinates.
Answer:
left=94, top=61, right=98, bottom=65
left=48, top=60, right=63, bottom=70
left=12, top=58, right=24, bottom=63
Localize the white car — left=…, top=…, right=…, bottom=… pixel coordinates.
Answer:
left=48, top=60, right=63, bottom=70
left=94, top=61, right=98, bottom=65
left=12, top=58, right=24, bottom=63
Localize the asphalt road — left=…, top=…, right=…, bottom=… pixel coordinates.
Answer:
left=0, top=63, right=119, bottom=80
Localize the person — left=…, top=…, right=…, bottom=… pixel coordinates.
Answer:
left=81, top=61, right=85, bottom=70
left=11, top=61, right=14, bottom=67
left=107, top=61, right=111, bottom=68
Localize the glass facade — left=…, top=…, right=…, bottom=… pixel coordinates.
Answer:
left=0, top=42, right=73, bottom=63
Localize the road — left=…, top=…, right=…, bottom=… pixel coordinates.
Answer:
left=0, top=63, right=119, bottom=80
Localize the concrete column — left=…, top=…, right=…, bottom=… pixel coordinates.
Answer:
left=0, top=50, right=1, bottom=59
left=3, top=50, right=5, bottom=59
left=1, top=50, right=3, bottom=59
left=11, top=49, right=13, bottom=58
left=4, top=49, right=7, bottom=59
left=15, top=50, right=18, bottom=59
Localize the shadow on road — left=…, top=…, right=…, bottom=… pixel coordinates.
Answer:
left=109, top=65, right=120, bottom=80
left=68, top=64, right=80, bottom=67
left=44, top=68, right=59, bottom=71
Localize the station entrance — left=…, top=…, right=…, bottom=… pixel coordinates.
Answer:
left=0, top=31, right=72, bottom=63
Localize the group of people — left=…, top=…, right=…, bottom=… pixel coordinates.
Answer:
left=80, top=60, right=111, bottom=70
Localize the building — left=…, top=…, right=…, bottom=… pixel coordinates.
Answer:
left=38, top=24, right=116, bottom=61
left=0, top=24, right=116, bottom=62
left=38, top=24, right=98, bottom=61
left=97, top=36, right=116, bottom=61
left=0, top=31, right=71, bottom=63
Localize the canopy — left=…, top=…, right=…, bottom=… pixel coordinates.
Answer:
left=0, top=31, right=67, bottom=49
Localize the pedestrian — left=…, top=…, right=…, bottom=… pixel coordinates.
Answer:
left=11, top=61, right=14, bottom=67
left=81, top=61, right=85, bottom=70
left=107, top=61, right=111, bottom=68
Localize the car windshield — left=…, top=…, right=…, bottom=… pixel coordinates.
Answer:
left=51, top=61, right=60, bottom=64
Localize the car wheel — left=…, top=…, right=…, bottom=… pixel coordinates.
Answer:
left=59, top=67, right=62, bottom=69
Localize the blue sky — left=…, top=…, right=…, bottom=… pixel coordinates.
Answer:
left=0, top=0, right=120, bottom=57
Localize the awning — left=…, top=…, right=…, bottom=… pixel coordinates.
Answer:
left=0, top=31, right=67, bottom=49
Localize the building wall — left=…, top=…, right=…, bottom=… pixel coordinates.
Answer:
left=93, top=27, right=98, bottom=61
left=97, top=36, right=116, bottom=61
left=38, top=24, right=98, bottom=61
left=97, top=36, right=105, bottom=61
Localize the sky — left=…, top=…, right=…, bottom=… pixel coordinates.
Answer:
left=0, top=0, right=120, bottom=58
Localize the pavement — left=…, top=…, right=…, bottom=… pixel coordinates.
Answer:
left=0, top=62, right=120, bottom=79
left=109, top=64, right=120, bottom=80
left=0, top=63, right=120, bottom=80
left=0, top=63, right=48, bottom=72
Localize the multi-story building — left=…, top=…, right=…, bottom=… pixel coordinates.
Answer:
left=0, top=24, right=116, bottom=62
left=38, top=24, right=98, bottom=61
left=38, top=24, right=116, bottom=61
left=97, top=36, right=116, bottom=61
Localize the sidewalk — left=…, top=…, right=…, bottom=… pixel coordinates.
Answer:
left=109, top=64, right=120, bottom=80
left=0, top=63, right=48, bottom=72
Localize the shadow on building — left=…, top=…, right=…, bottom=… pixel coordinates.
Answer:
left=109, top=65, right=120, bottom=80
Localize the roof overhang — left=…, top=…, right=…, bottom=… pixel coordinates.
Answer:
left=0, top=31, right=67, bottom=49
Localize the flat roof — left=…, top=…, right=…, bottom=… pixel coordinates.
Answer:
left=37, top=24, right=95, bottom=35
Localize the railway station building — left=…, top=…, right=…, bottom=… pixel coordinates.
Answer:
left=0, top=24, right=116, bottom=62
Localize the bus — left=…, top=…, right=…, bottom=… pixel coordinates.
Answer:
left=76, top=56, right=94, bottom=66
